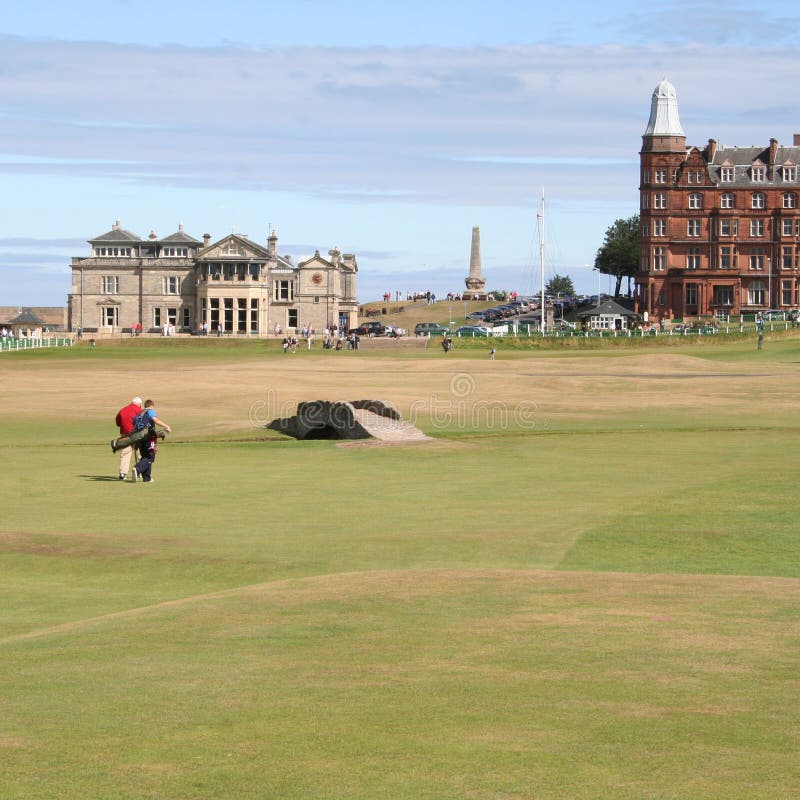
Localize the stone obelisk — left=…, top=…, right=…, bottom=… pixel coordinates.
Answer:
left=463, top=226, right=487, bottom=299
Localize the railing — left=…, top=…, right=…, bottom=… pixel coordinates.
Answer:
left=0, top=337, right=74, bottom=352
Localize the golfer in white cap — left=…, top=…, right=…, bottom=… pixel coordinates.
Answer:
left=114, top=396, right=143, bottom=480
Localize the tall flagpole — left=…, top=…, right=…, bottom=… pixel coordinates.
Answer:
left=538, top=190, right=545, bottom=334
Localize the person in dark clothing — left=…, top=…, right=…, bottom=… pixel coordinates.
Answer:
left=131, top=400, right=171, bottom=484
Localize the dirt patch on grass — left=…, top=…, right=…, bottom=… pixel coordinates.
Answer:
left=4, top=567, right=798, bottom=647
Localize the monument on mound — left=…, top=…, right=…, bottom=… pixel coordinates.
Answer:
left=268, top=400, right=430, bottom=442
left=463, top=226, right=488, bottom=300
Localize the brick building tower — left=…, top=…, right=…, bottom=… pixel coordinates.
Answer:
left=638, top=79, right=800, bottom=320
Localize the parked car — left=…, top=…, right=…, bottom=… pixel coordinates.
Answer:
left=455, top=325, right=490, bottom=337
left=352, top=321, right=389, bottom=336
left=384, top=325, right=407, bottom=337
left=414, top=322, right=449, bottom=336
left=466, top=310, right=489, bottom=320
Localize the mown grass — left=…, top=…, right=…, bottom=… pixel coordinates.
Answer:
left=0, top=340, right=798, bottom=799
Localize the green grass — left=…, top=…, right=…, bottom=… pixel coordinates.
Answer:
left=1, top=341, right=799, bottom=799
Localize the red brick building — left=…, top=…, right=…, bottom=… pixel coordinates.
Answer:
left=638, top=80, right=800, bottom=320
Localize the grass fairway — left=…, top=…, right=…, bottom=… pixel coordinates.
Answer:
left=1, top=338, right=799, bottom=799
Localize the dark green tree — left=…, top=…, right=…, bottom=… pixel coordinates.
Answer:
left=545, top=274, right=575, bottom=297
left=594, top=214, right=639, bottom=298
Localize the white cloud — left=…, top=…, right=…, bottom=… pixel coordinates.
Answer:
left=2, top=36, right=800, bottom=302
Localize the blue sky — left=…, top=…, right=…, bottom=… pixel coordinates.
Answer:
left=3, top=0, right=800, bottom=305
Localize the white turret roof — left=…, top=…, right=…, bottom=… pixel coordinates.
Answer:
left=644, top=79, right=685, bottom=137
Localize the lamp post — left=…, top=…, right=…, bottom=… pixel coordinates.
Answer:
left=767, top=256, right=772, bottom=310
left=592, top=266, right=601, bottom=306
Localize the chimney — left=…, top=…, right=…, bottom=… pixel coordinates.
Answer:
left=203, top=233, right=211, bottom=247
left=267, top=231, right=278, bottom=258
left=769, top=137, right=779, bottom=165
left=707, top=139, right=717, bottom=162
left=794, top=134, right=800, bottom=146
left=113, top=219, right=121, bottom=230
left=149, top=229, right=157, bottom=240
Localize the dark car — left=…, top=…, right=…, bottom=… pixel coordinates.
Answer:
left=352, top=321, right=388, bottom=337
left=455, top=325, right=490, bottom=337
left=414, top=322, right=449, bottom=336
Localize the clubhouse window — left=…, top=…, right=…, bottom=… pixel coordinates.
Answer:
left=720, top=166, right=734, bottom=182
left=101, top=275, right=119, bottom=294
left=687, top=247, right=701, bottom=269
left=720, top=193, right=734, bottom=209
left=274, top=280, right=294, bottom=301
left=751, top=193, right=766, bottom=209
left=782, top=166, right=796, bottom=182
left=162, top=276, right=180, bottom=295
left=783, top=193, right=797, bottom=209
left=688, top=193, right=702, bottom=209
left=687, top=220, right=701, bottom=237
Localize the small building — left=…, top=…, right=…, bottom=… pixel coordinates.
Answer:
left=577, top=299, right=639, bottom=331
left=6, top=308, right=46, bottom=338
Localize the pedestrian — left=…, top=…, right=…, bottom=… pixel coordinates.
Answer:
left=113, top=396, right=143, bottom=480
left=132, top=400, right=172, bottom=484
left=489, top=347, right=496, bottom=360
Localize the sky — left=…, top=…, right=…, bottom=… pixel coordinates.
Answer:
left=3, top=0, right=800, bottom=306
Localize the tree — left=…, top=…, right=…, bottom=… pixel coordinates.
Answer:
left=594, top=214, right=639, bottom=298
left=545, top=274, right=575, bottom=297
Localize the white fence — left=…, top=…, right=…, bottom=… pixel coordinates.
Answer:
left=0, top=337, right=74, bottom=353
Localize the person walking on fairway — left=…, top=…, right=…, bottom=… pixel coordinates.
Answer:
left=132, top=400, right=172, bottom=483
left=114, top=396, right=143, bottom=480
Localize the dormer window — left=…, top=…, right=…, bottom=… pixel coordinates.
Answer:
left=751, top=164, right=766, bottom=182
left=226, top=243, right=241, bottom=255
left=782, top=165, right=797, bottom=182
left=720, top=165, right=734, bottom=182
